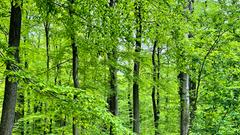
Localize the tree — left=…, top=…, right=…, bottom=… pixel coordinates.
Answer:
left=133, top=0, right=142, bottom=134
left=0, top=0, right=22, bottom=134
left=178, top=1, right=194, bottom=134
left=67, top=0, right=80, bottom=134
left=107, top=0, right=118, bottom=134
left=178, top=72, right=190, bottom=135
left=152, top=40, right=160, bottom=135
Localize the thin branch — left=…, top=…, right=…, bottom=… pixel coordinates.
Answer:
left=36, top=58, right=71, bottom=76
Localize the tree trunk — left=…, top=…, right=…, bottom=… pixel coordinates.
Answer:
left=44, top=19, right=50, bottom=82
left=156, top=47, right=160, bottom=110
left=152, top=40, right=160, bottom=135
left=178, top=72, right=190, bottom=135
left=71, top=37, right=79, bottom=89
left=43, top=15, right=50, bottom=135
left=0, top=1, right=22, bottom=135
left=54, top=46, right=66, bottom=135
left=107, top=48, right=118, bottom=134
left=133, top=1, right=142, bottom=134
left=186, top=0, right=197, bottom=132
left=68, top=0, right=80, bottom=135
left=107, top=0, right=118, bottom=135
left=178, top=1, right=194, bottom=134
left=54, top=45, right=61, bottom=85
left=16, top=38, right=28, bottom=135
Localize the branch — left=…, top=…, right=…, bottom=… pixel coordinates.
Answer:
left=36, top=58, right=71, bottom=76
left=191, top=28, right=231, bottom=120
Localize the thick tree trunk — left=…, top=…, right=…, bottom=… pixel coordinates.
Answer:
left=0, top=1, right=22, bottom=135
left=178, top=72, right=190, bottom=135
left=152, top=40, right=160, bottom=135
left=133, top=1, right=142, bottom=134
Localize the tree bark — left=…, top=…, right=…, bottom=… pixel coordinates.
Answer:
left=152, top=40, right=160, bottom=135
left=133, top=1, right=142, bottom=134
left=107, top=0, right=118, bottom=135
left=156, top=47, right=160, bottom=110
left=107, top=48, right=118, bottom=134
left=68, top=0, right=80, bottom=135
left=178, top=72, right=190, bottom=135
left=178, top=1, right=194, bottom=134
left=0, top=1, right=22, bottom=135
left=187, top=0, right=195, bottom=133
left=44, top=19, right=50, bottom=82
left=43, top=14, right=50, bottom=135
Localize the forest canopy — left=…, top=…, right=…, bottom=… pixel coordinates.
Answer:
left=0, top=0, right=239, bottom=135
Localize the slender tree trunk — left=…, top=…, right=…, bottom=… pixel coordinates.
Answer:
left=0, top=1, right=22, bottom=135
left=71, top=29, right=80, bottom=134
left=54, top=45, right=61, bottom=85
left=178, top=72, right=190, bottom=135
left=68, top=1, right=80, bottom=135
left=23, top=29, right=30, bottom=135
left=15, top=37, right=27, bottom=135
left=44, top=19, right=50, bottom=82
left=43, top=15, right=51, bottom=135
left=156, top=47, right=161, bottom=110
left=54, top=46, right=66, bottom=135
left=186, top=0, right=197, bottom=132
left=22, top=37, right=28, bottom=135
left=71, top=36, right=80, bottom=90
left=152, top=40, right=160, bottom=135
left=107, top=0, right=118, bottom=135
left=133, top=1, right=142, bottom=134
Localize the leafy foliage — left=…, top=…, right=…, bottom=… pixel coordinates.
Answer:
left=0, top=0, right=239, bottom=134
